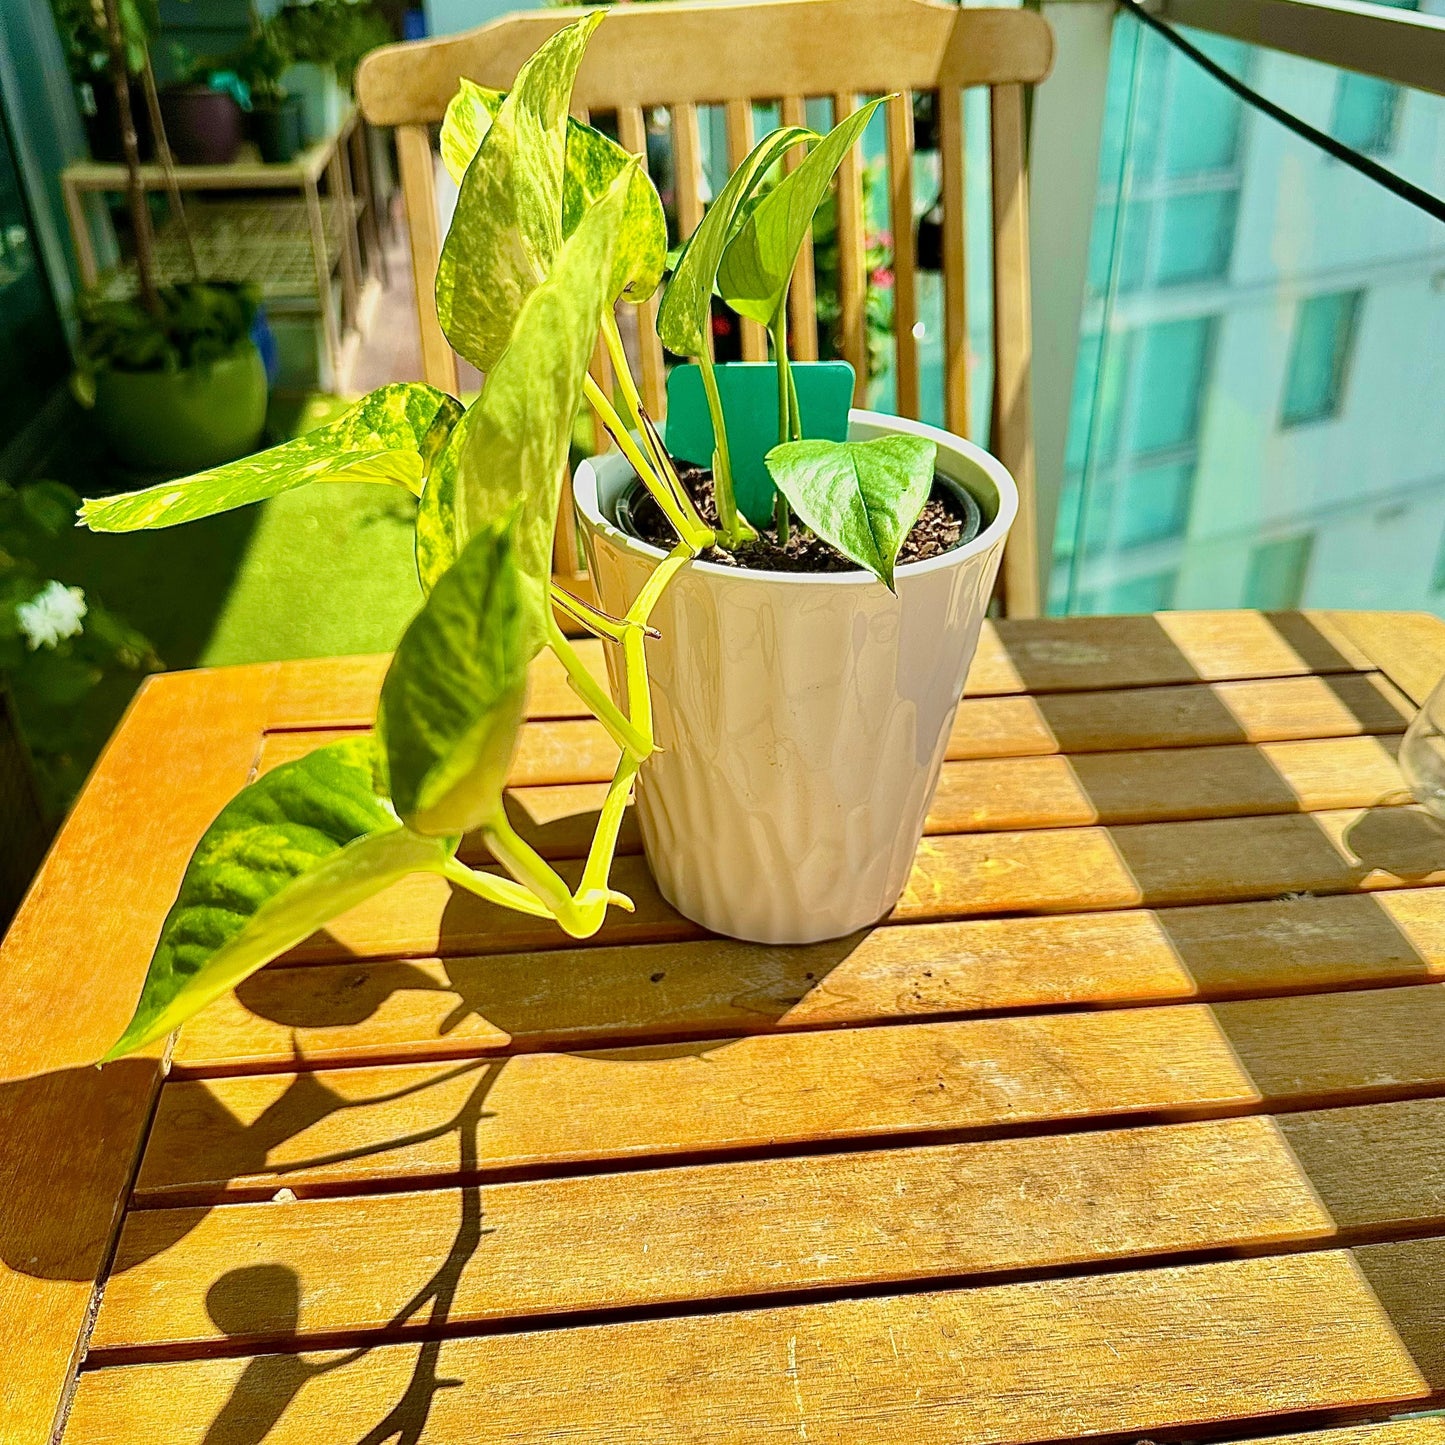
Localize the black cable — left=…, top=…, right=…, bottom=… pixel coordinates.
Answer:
left=1113, top=0, right=1445, bottom=225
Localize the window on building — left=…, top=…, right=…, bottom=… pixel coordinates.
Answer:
left=1281, top=290, right=1362, bottom=427
left=1078, top=569, right=1179, bottom=614
left=1244, top=535, right=1314, bottom=608
left=1131, top=316, right=1214, bottom=456
left=1432, top=526, right=1445, bottom=594
left=1116, top=462, right=1195, bottom=548
left=1156, top=190, right=1238, bottom=287
left=1162, top=35, right=1251, bottom=177
left=1328, top=0, right=1416, bottom=157
left=1331, top=74, right=1404, bottom=156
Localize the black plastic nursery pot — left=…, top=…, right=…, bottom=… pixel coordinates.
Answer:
left=252, top=97, right=306, bottom=164
left=159, top=86, right=244, bottom=166
left=91, top=342, right=268, bottom=474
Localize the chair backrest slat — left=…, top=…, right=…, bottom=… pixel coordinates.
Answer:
left=780, top=94, right=820, bottom=363
left=671, top=103, right=708, bottom=246
left=989, top=81, right=1040, bottom=615
left=724, top=99, right=769, bottom=363
left=615, top=104, right=669, bottom=420
left=396, top=123, right=459, bottom=395
left=358, top=0, right=1053, bottom=615
left=885, top=90, right=920, bottom=419
left=831, top=91, right=868, bottom=403
left=938, top=84, right=968, bottom=442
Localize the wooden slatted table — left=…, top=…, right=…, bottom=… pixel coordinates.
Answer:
left=6, top=609, right=1445, bottom=1445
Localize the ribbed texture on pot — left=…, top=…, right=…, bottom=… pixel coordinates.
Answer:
left=575, top=414, right=1016, bottom=945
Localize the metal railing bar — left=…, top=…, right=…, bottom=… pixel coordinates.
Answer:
left=1118, top=0, right=1445, bottom=222
left=1150, top=0, right=1445, bottom=98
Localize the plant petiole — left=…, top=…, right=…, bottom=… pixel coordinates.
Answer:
left=550, top=581, right=659, bottom=643
left=547, top=611, right=654, bottom=758
left=600, top=310, right=712, bottom=546
left=438, top=854, right=555, bottom=917
left=583, top=374, right=711, bottom=552
left=483, top=808, right=634, bottom=937
left=696, top=350, right=755, bottom=548
left=769, top=310, right=794, bottom=544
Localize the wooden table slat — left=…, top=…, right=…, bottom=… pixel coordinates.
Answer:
left=169, top=886, right=1445, bottom=1075
left=137, top=979, right=1445, bottom=1203
left=64, top=1251, right=1429, bottom=1445
left=255, top=669, right=1414, bottom=777
left=88, top=1095, right=1445, bottom=1355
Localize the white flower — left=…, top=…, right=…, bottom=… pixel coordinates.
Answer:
left=18, top=581, right=87, bottom=650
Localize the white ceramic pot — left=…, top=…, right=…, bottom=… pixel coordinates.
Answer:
left=573, top=409, right=1018, bottom=944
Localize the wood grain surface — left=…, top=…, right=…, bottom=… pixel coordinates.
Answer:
left=64, top=1252, right=1430, bottom=1444
left=15, top=609, right=1445, bottom=1445
left=169, top=886, right=1445, bottom=1075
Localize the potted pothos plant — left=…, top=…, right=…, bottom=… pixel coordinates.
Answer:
left=80, top=10, right=1016, bottom=1062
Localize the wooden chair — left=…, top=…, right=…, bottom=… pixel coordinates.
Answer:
left=356, top=0, right=1053, bottom=614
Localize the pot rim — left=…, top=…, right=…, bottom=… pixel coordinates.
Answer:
left=574, top=407, right=1019, bottom=587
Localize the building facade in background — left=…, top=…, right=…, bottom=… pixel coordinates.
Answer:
left=1050, top=7, right=1445, bottom=615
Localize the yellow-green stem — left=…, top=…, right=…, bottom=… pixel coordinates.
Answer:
left=697, top=350, right=754, bottom=548
left=600, top=309, right=710, bottom=543
left=769, top=310, right=793, bottom=543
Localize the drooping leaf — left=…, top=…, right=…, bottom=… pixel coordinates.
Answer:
left=80, top=384, right=463, bottom=532
left=448, top=162, right=631, bottom=629
left=434, top=13, right=602, bottom=371
left=718, top=98, right=889, bottom=328
left=377, top=513, right=534, bottom=836
left=102, top=738, right=453, bottom=1060
left=657, top=125, right=814, bottom=358
left=764, top=434, right=936, bottom=589
left=441, top=77, right=666, bottom=306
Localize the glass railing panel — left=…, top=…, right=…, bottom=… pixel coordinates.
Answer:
left=1050, top=8, right=1445, bottom=616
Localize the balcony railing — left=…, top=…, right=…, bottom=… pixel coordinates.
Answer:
left=1029, top=0, right=1445, bottom=615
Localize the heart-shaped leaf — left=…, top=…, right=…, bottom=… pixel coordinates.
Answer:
left=434, top=13, right=601, bottom=371
left=378, top=512, right=534, bottom=836
left=103, top=738, right=454, bottom=1060
left=447, top=162, right=631, bottom=625
left=657, top=124, right=814, bottom=359
left=441, top=77, right=666, bottom=307
left=764, top=434, right=936, bottom=589
left=80, top=384, right=464, bottom=532
left=718, top=98, right=889, bottom=327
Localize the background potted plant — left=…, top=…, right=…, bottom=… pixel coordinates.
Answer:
left=76, top=281, right=269, bottom=473
left=74, top=12, right=1013, bottom=1059
left=237, top=18, right=307, bottom=163
left=272, top=0, right=390, bottom=141
left=62, top=0, right=269, bottom=474
left=158, top=51, right=247, bottom=166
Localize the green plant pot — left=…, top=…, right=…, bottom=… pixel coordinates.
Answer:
left=92, top=344, right=268, bottom=474
left=252, top=96, right=306, bottom=163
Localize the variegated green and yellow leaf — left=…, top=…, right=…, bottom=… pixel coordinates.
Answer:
left=441, top=77, right=666, bottom=306
left=102, top=738, right=454, bottom=1060
left=434, top=13, right=601, bottom=372
left=80, top=384, right=463, bottom=532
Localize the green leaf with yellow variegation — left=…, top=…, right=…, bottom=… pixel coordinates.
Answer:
left=447, top=162, right=631, bottom=634
left=441, top=77, right=666, bottom=308
left=102, top=738, right=455, bottom=1060
left=378, top=511, right=533, bottom=836
left=718, top=98, right=889, bottom=328
left=658, top=124, right=814, bottom=359
left=434, top=13, right=601, bottom=371
left=80, top=384, right=463, bottom=532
